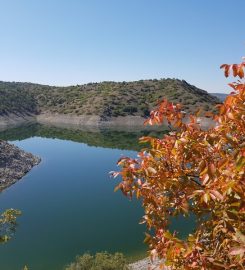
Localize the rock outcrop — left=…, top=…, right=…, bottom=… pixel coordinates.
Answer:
left=0, top=140, right=40, bottom=190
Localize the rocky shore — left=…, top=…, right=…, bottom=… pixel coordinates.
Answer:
left=130, top=257, right=162, bottom=270
left=0, top=140, right=41, bottom=190
left=129, top=258, right=151, bottom=270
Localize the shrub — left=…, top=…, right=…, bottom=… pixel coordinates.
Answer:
left=123, top=106, right=138, bottom=114
left=65, top=252, right=130, bottom=270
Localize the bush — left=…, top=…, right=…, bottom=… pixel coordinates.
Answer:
left=123, top=106, right=138, bottom=114
left=65, top=251, right=130, bottom=270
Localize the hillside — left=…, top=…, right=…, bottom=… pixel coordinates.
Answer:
left=0, top=81, right=38, bottom=115
left=0, top=79, right=220, bottom=119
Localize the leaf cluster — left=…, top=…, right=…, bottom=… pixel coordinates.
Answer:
left=114, top=57, right=245, bottom=269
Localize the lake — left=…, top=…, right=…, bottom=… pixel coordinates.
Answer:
left=0, top=124, right=194, bottom=270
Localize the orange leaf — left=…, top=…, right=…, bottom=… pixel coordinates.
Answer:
left=238, top=65, right=244, bottom=79
left=224, top=65, right=230, bottom=77
left=232, top=64, right=238, bottom=77
left=208, top=163, right=216, bottom=176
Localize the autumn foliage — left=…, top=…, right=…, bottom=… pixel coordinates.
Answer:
left=113, top=57, right=245, bottom=269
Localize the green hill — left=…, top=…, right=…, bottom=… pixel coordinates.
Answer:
left=0, top=79, right=220, bottom=118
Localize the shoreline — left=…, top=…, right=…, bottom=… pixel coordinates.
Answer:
left=0, top=113, right=152, bottom=131
left=0, top=113, right=36, bottom=131
left=0, top=113, right=215, bottom=132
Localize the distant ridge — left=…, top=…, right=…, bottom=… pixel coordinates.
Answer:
left=0, top=79, right=220, bottom=120
left=210, top=93, right=228, bottom=102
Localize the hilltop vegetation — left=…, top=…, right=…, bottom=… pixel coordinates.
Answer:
left=0, top=79, right=220, bottom=118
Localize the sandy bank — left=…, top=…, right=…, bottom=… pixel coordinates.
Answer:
left=37, top=113, right=147, bottom=127
left=0, top=112, right=215, bottom=132
left=0, top=114, right=36, bottom=131
left=37, top=113, right=215, bottom=130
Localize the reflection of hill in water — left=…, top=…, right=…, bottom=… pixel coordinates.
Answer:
left=0, top=124, right=166, bottom=151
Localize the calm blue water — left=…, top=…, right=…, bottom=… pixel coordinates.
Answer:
left=0, top=125, right=194, bottom=269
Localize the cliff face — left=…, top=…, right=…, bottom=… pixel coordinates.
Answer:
left=0, top=140, right=41, bottom=190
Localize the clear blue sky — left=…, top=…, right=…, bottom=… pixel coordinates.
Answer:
left=0, top=0, right=244, bottom=93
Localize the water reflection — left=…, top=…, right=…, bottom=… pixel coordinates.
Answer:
left=0, top=123, right=166, bottom=151
left=0, top=124, right=195, bottom=270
